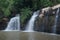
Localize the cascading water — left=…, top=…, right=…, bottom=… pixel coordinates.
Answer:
left=4, top=14, right=20, bottom=31
left=23, top=10, right=40, bottom=40
left=23, top=10, right=40, bottom=32
left=52, top=8, right=59, bottom=33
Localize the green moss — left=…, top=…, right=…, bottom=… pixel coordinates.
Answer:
left=20, top=7, right=32, bottom=24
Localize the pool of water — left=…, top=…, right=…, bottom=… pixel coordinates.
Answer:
left=0, top=31, right=60, bottom=40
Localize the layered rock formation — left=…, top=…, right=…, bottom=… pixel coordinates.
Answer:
left=34, top=5, right=59, bottom=33
left=34, top=4, right=60, bottom=34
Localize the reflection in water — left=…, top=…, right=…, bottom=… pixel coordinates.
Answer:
left=28, top=33, right=35, bottom=40
left=0, top=32, right=60, bottom=40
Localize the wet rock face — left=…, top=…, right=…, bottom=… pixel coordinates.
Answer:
left=0, top=17, right=9, bottom=30
left=34, top=8, right=55, bottom=33
left=56, top=8, right=60, bottom=34
left=34, top=16, right=45, bottom=32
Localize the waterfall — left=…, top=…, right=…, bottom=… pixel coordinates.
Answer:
left=23, top=10, right=40, bottom=32
left=23, top=10, right=40, bottom=40
left=4, top=14, right=20, bottom=31
left=52, top=8, right=59, bottom=33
